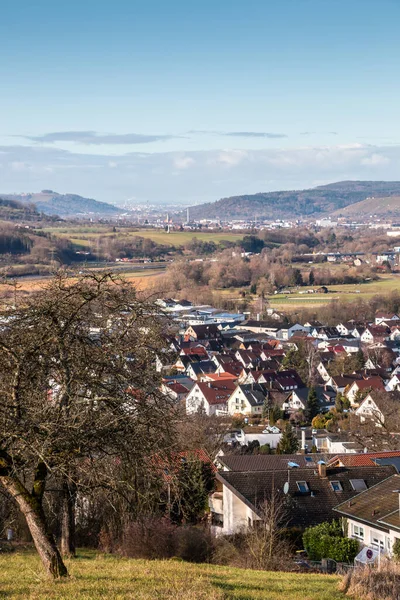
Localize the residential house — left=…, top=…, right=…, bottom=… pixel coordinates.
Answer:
left=235, top=320, right=279, bottom=336
left=185, top=379, right=236, bottom=416
left=184, top=324, right=221, bottom=342
left=386, top=373, right=400, bottom=391
left=316, top=352, right=336, bottom=382
left=210, top=463, right=395, bottom=535
left=284, top=387, right=336, bottom=413
left=161, top=380, right=191, bottom=402
left=186, top=360, right=217, bottom=380
left=345, top=377, right=385, bottom=407
left=355, top=392, right=386, bottom=426
left=227, top=383, right=267, bottom=416
left=375, top=312, right=400, bottom=325
left=361, top=326, right=390, bottom=345
left=277, top=323, right=308, bottom=340
left=259, top=369, right=305, bottom=392
left=326, top=374, right=362, bottom=394
left=333, top=474, right=400, bottom=555
left=223, top=426, right=282, bottom=450
left=312, top=326, right=340, bottom=340
left=327, top=450, right=400, bottom=468
left=311, top=430, right=365, bottom=454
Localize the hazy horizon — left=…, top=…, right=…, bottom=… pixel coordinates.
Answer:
left=1, top=0, right=400, bottom=206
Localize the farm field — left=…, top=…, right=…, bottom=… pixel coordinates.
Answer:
left=42, top=226, right=245, bottom=247
left=268, top=274, right=400, bottom=310
left=0, top=550, right=346, bottom=600
left=0, top=268, right=164, bottom=294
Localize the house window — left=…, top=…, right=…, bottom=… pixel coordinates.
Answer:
left=330, top=481, right=343, bottom=492
left=350, top=479, right=367, bottom=491
left=371, top=536, right=384, bottom=550
left=296, top=481, right=309, bottom=493
left=352, top=524, right=364, bottom=540
left=211, top=513, right=223, bottom=528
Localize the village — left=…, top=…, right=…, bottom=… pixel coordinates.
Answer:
left=158, top=297, right=400, bottom=564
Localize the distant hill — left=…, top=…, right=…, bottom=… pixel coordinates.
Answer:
left=332, top=195, right=400, bottom=219
left=0, top=191, right=122, bottom=218
left=187, top=181, right=400, bottom=220
left=0, top=197, right=43, bottom=221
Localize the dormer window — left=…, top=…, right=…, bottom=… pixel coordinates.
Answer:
left=296, top=481, right=309, bottom=493
left=330, top=481, right=343, bottom=492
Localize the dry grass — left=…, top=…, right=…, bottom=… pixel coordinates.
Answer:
left=0, top=550, right=346, bottom=600
left=340, top=561, right=400, bottom=600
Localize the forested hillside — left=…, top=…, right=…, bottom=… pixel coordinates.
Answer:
left=0, top=190, right=122, bottom=218
left=187, top=181, right=400, bottom=220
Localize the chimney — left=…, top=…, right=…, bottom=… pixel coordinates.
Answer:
left=318, top=463, right=327, bottom=478
left=301, top=429, right=306, bottom=453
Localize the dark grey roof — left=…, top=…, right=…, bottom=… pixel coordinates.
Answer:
left=218, top=465, right=396, bottom=529
left=240, top=387, right=266, bottom=407
left=188, top=360, right=217, bottom=375
left=219, top=453, right=335, bottom=471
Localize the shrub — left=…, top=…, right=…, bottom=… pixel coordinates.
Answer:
left=119, top=517, right=177, bottom=559
left=175, top=526, right=213, bottom=563
left=119, top=519, right=213, bottom=563
left=303, top=520, right=359, bottom=563
left=212, top=536, right=240, bottom=566
left=393, top=538, right=400, bottom=560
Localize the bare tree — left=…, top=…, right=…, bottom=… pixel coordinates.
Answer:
left=0, top=271, right=177, bottom=577
left=244, top=488, right=293, bottom=571
left=348, top=391, right=400, bottom=451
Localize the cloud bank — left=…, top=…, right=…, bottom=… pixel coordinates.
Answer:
left=0, top=143, right=399, bottom=205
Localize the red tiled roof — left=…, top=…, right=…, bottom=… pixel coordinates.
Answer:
left=166, top=382, right=189, bottom=394
left=328, top=450, right=400, bottom=467
left=196, top=380, right=236, bottom=405
left=203, top=372, right=238, bottom=381
left=154, top=449, right=217, bottom=482
left=351, top=377, right=384, bottom=391
left=181, top=346, right=208, bottom=357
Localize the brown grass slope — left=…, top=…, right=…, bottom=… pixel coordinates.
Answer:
left=332, top=195, right=400, bottom=219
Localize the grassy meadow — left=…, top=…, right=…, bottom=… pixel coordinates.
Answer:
left=43, top=226, right=245, bottom=248
left=0, top=550, right=347, bottom=600
left=268, top=273, right=400, bottom=310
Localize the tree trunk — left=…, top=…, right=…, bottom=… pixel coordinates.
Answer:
left=0, top=475, right=68, bottom=578
left=60, top=479, right=77, bottom=558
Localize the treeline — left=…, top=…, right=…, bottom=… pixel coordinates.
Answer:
left=297, top=290, right=400, bottom=325
left=151, top=250, right=377, bottom=300
left=0, top=227, right=33, bottom=254
left=97, top=235, right=171, bottom=260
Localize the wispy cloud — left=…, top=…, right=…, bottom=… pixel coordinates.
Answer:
left=20, top=131, right=182, bottom=145
left=300, top=131, right=338, bottom=136
left=187, top=130, right=287, bottom=139
left=224, top=131, right=287, bottom=138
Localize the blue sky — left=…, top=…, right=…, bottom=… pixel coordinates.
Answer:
left=1, top=0, right=399, bottom=205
